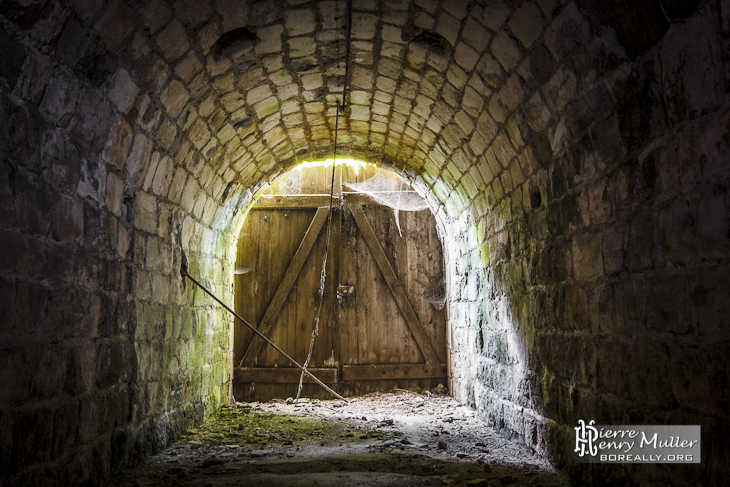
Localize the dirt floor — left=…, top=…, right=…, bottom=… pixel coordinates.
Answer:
left=109, top=390, right=572, bottom=486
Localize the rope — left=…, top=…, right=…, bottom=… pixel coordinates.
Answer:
left=180, top=265, right=347, bottom=401
left=295, top=103, right=338, bottom=402
left=295, top=0, right=352, bottom=402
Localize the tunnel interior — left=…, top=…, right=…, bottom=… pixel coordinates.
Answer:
left=230, top=159, right=452, bottom=402
left=1, top=0, right=730, bottom=485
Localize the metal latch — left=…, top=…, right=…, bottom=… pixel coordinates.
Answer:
left=337, top=285, right=355, bottom=297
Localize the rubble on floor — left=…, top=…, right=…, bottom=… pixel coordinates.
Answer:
left=109, top=391, right=572, bottom=486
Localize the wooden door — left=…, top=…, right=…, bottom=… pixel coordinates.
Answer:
left=233, top=174, right=447, bottom=401
left=338, top=199, right=447, bottom=396
left=233, top=206, right=339, bottom=401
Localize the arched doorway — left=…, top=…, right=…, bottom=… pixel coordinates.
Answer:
left=233, top=160, right=448, bottom=401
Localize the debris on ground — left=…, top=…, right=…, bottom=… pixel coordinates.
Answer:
left=108, top=391, right=572, bottom=486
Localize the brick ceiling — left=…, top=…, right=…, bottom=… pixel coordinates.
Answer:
left=92, top=0, right=621, bottom=218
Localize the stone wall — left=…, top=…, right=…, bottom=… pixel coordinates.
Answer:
left=1, top=0, right=729, bottom=486
left=0, top=4, right=231, bottom=485
left=444, top=1, right=730, bottom=485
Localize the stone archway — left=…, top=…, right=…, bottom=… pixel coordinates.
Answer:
left=3, top=1, right=728, bottom=486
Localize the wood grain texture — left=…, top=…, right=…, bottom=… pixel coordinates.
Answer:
left=235, top=367, right=338, bottom=384
left=347, top=202, right=440, bottom=364
left=241, top=207, right=329, bottom=366
left=234, top=166, right=448, bottom=401
left=342, top=363, right=447, bottom=381
left=253, top=195, right=332, bottom=208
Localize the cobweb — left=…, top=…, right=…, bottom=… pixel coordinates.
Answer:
left=344, top=171, right=430, bottom=236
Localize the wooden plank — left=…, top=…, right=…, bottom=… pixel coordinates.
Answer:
left=339, top=206, right=357, bottom=366
left=292, top=209, right=311, bottom=366
left=344, top=193, right=430, bottom=208
left=326, top=206, right=341, bottom=368
left=342, top=363, right=447, bottom=381
left=235, top=367, right=338, bottom=384
left=241, top=207, right=329, bottom=366
left=266, top=210, right=286, bottom=366
left=254, top=195, right=332, bottom=208
left=234, top=210, right=264, bottom=364
left=332, top=162, right=342, bottom=198
left=272, top=210, right=298, bottom=366
left=294, top=210, right=320, bottom=363
left=326, top=164, right=342, bottom=368
left=348, top=202, right=440, bottom=364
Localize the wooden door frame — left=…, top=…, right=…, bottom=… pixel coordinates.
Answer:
left=235, top=166, right=447, bottom=393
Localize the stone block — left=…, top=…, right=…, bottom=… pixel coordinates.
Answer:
left=0, top=348, right=31, bottom=403
left=103, top=119, right=133, bottom=170
left=486, top=94, right=508, bottom=126
left=543, top=2, right=591, bottom=61
left=493, top=132, right=517, bottom=169
left=473, top=2, right=510, bottom=32
left=39, top=69, right=79, bottom=127
left=51, top=402, right=79, bottom=460
left=126, top=133, right=153, bottom=190
left=435, top=12, right=459, bottom=47
left=285, top=8, right=315, bottom=36
left=141, top=0, right=172, bottom=34
left=596, top=339, right=632, bottom=397
left=0, top=230, right=28, bottom=273
left=646, top=276, right=689, bottom=333
left=151, top=274, right=169, bottom=304
left=47, top=288, right=97, bottom=340
left=288, top=35, right=316, bottom=58
left=54, top=197, right=84, bottom=242
left=696, top=185, right=730, bottom=255
left=691, top=266, right=730, bottom=338
left=16, top=53, right=53, bottom=106
left=77, top=395, right=101, bottom=444
left=96, top=340, right=124, bottom=389
left=13, top=408, right=54, bottom=469
left=381, top=24, right=403, bottom=45
left=572, top=233, right=603, bottom=281
left=94, top=0, right=135, bottom=50
left=188, top=118, right=211, bottom=150
left=587, top=282, right=612, bottom=333
left=105, top=171, right=124, bottom=218
left=491, top=31, right=522, bottom=73
left=671, top=345, right=727, bottom=414
left=221, top=91, right=244, bottom=112
left=300, top=73, right=323, bottom=92
left=462, top=17, right=490, bottom=52
left=351, top=12, right=378, bottom=40
left=525, top=43, right=557, bottom=88
left=454, top=42, right=479, bottom=71
left=601, top=225, right=625, bottom=276
left=611, top=279, right=645, bottom=335
left=30, top=347, right=67, bottom=400
left=658, top=9, right=722, bottom=123
left=0, top=25, right=27, bottom=90
left=629, top=340, right=673, bottom=406
left=159, top=79, right=189, bottom=118
left=156, top=19, right=189, bottom=62
left=626, top=211, right=653, bottom=271
left=18, top=184, right=56, bottom=237
left=107, top=386, right=130, bottom=428
left=254, top=96, right=279, bottom=119
left=508, top=2, right=543, bottom=49
left=542, top=334, right=593, bottom=385
left=499, top=73, right=527, bottom=112
left=173, top=0, right=213, bottom=29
